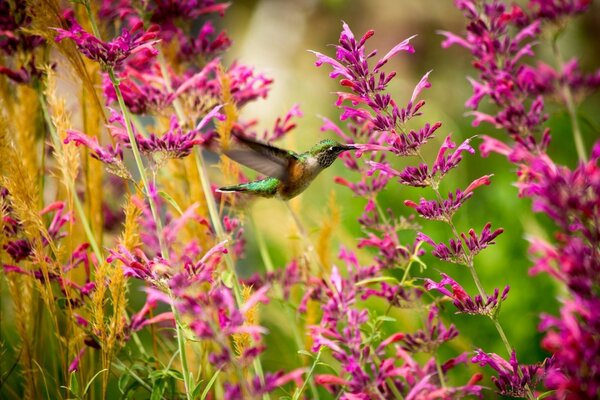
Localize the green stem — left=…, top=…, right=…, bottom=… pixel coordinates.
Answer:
left=492, top=319, right=513, bottom=357
left=251, top=212, right=319, bottom=399
left=434, top=356, right=446, bottom=389
left=170, top=296, right=193, bottom=400
left=107, top=69, right=169, bottom=258
left=83, top=1, right=102, bottom=39
left=466, top=263, right=488, bottom=301
left=373, top=197, right=391, bottom=227
left=192, top=150, right=244, bottom=303
left=293, top=348, right=323, bottom=400
left=81, top=5, right=191, bottom=397
left=192, top=149, right=269, bottom=396
left=425, top=171, right=535, bottom=399
left=284, top=201, right=323, bottom=272
left=552, top=34, right=587, bottom=163
left=372, top=353, right=404, bottom=400
left=154, top=49, right=267, bottom=395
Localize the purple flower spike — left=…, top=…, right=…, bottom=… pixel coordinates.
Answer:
left=405, top=189, right=474, bottom=222
left=425, top=273, right=510, bottom=316
left=401, top=305, right=459, bottom=353
left=54, top=10, right=159, bottom=70
left=417, top=232, right=466, bottom=264
left=462, top=223, right=504, bottom=257
left=432, top=136, right=475, bottom=178
left=472, top=350, right=547, bottom=398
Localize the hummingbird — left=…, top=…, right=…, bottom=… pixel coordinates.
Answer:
left=217, top=133, right=356, bottom=200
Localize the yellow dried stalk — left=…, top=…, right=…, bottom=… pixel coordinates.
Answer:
left=1, top=113, right=67, bottom=397
left=81, top=61, right=105, bottom=246
left=1, top=195, right=37, bottom=397
left=0, top=116, right=43, bottom=242
left=45, top=68, right=80, bottom=194
left=184, top=155, right=207, bottom=212
left=316, top=190, right=340, bottom=274
left=29, top=248, right=67, bottom=362
left=4, top=273, right=37, bottom=399
left=215, top=67, right=243, bottom=215
left=25, top=0, right=106, bottom=121
left=14, top=85, right=39, bottom=180
left=44, top=68, right=82, bottom=258
left=106, top=261, right=127, bottom=383
left=216, top=66, right=237, bottom=151
left=90, top=260, right=108, bottom=361
left=232, top=285, right=258, bottom=358
left=120, top=193, right=142, bottom=249
left=304, top=298, right=320, bottom=352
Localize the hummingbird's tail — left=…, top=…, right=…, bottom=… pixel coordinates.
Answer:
left=217, top=178, right=279, bottom=198
left=216, top=184, right=248, bottom=193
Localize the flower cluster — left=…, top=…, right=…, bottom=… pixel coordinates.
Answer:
left=312, top=22, right=519, bottom=397
left=445, top=0, right=600, bottom=397
left=472, top=350, right=549, bottom=397
left=99, top=0, right=231, bottom=62
left=308, top=252, right=483, bottom=398
left=54, top=10, right=160, bottom=71
left=0, top=1, right=46, bottom=83
left=425, top=273, right=510, bottom=316
left=441, top=0, right=599, bottom=140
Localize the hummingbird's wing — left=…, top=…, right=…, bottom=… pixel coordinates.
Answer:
left=224, top=134, right=299, bottom=181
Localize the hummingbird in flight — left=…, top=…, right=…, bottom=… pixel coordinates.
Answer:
left=217, top=133, right=357, bottom=200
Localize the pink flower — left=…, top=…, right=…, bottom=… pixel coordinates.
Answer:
left=54, top=10, right=159, bottom=70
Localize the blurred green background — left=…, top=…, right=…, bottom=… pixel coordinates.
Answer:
left=217, top=0, right=600, bottom=386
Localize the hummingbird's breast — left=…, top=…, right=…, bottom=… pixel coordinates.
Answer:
left=277, top=157, right=322, bottom=200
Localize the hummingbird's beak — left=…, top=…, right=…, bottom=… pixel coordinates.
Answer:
left=341, top=144, right=358, bottom=151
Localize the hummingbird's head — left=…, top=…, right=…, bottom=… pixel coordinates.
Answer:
left=310, top=139, right=357, bottom=169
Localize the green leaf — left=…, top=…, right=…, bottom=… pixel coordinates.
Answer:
left=69, top=372, right=80, bottom=397
left=375, top=315, right=396, bottom=323
left=158, top=191, right=184, bottom=215
left=118, top=373, right=131, bottom=394
left=200, top=369, right=221, bottom=400
left=537, top=390, right=557, bottom=399
left=150, top=379, right=166, bottom=400
left=297, top=350, right=314, bottom=358
left=355, top=276, right=399, bottom=286
left=221, top=271, right=234, bottom=288
left=83, top=369, right=108, bottom=396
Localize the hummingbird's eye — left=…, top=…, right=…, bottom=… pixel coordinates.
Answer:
left=328, top=147, right=334, bottom=152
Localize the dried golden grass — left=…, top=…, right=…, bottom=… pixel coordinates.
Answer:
left=25, top=0, right=106, bottom=122
left=14, top=86, right=40, bottom=181
left=0, top=103, right=59, bottom=399
left=232, top=285, right=258, bottom=358
left=316, top=191, right=340, bottom=274
left=81, top=61, right=105, bottom=246
left=44, top=68, right=80, bottom=200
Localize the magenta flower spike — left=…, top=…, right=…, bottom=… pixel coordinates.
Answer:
left=54, top=10, right=160, bottom=70
left=425, top=273, right=510, bottom=316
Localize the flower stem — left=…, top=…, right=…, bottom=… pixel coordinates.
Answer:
left=492, top=319, right=513, bottom=358
left=552, top=33, right=587, bottom=163
left=80, top=5, right=190, bottom=396
left=154, top=50, right=267, bottom=395
left=284, top=201, right=323, bottom=272
left=434, top=356, right=447, bottom=389
left=466, top=263, right=488, bottom=301
left=169, top=294, right=193, bottom=400
left=107, top=69, right=169, bottom=258
left=293, top=347, right=323, bottom=400
left=251, top=212, right=320, bottom=399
